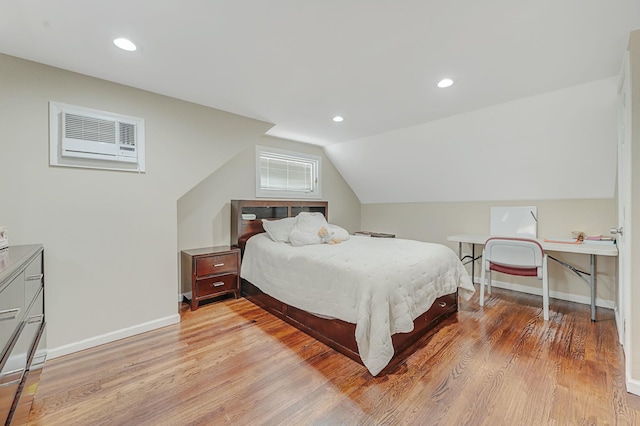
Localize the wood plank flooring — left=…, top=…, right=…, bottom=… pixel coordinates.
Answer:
left=27, top=287, right=640, bottom=425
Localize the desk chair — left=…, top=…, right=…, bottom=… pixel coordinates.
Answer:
left=480, top=237, right=549, bottom=320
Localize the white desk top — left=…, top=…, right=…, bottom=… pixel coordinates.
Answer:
left=447, top=234, right=618, bottom=257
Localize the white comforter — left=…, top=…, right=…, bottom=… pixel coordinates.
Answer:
left=241, top=234, right=475, bottom=375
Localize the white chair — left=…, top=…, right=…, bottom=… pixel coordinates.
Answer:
left=479, top=237, right=549, bottom=320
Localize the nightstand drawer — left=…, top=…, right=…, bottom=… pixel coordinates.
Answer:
left=195, top=253, right=238, bottom=277
left=195, top=274, right=237, bottom=298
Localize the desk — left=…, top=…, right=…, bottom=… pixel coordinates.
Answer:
left=447, top=234, right=618, bottom=321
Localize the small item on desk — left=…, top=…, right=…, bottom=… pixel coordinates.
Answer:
left=569, top=231, right=585, bottom=242
left=543, top=237, right=583, bottom=244
left=545, top=231, right=585, bottom=244
left=543, top=236, right=616, bottom=245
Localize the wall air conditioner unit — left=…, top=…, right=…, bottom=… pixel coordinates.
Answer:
left=50, top=102, right=145, bottom=172
left=62, top=112, right=138, bottom=163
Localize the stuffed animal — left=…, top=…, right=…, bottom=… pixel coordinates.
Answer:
left=318, top=226, right=341, bottom=245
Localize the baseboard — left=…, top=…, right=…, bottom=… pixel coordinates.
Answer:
left=614, top=306, right=625, bottom=345
left=472, top=278, right=615, bottom=310
left=627, top=374, right=640, bottom=396
left=47, top=313, right=181, bottom=359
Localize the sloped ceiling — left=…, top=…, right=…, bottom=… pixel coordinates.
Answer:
left=1, top=1, right=639, bottom=203
left=326, top=78, right=619, bottom=203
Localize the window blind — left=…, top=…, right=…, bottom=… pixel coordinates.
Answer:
left=259, top=153, right=316, bottom=193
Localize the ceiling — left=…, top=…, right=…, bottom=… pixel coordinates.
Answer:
left=1, top=1, right=639, bottom=147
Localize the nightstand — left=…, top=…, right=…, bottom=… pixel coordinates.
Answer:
left=181, top=246, right=241, bottom=310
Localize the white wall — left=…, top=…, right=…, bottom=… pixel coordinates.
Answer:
left=325, top=78, right=618, bottom=204
left=628, top=29, right=640, bottom=383
left=0, top=53, right=275, bottom=357
left=177, top=139, right=361, bottom=294
left=361, top=199, right=616, bottom=305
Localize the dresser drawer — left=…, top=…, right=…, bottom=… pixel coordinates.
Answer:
left=0, top=369, right=21, bottom=425
left=0, top=274, right=25, bottom=358
left=2, top=290, right=43, bottom=377
left=0, top=298, right=41, bottom=426
left=24, top=253, right=43, bottom=308
left=195, top=253, right=238, bottom=277
left=195, top=274, right=237, bottom=298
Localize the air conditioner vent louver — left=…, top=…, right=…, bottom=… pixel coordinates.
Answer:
left=119, top=122, right=136, bottom=146
left=65, top=113, right=116, bottom=144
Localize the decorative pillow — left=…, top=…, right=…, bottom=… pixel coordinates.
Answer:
left=329, top=224, right=350, bottom=241
left=261, top=217, right=297, bottom=242
left=289, top=212, right=330, bottom=247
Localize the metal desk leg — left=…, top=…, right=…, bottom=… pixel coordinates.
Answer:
left=547, top=254, right=597, bottom=322
left=458, top=242, right=481, bottom=285
left=590, top=254, right=596, bottom=322
left=471, top=244, right=476, bottom=284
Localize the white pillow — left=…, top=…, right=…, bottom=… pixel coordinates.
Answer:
left=329, top=224, right=350, bottom=241
left=289, top=212, right=330, bottom=247
left=262, top=217, right=297, bottom=242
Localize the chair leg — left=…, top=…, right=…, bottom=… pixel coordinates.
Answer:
left=479, top=250, right=486, bottom=307
left=487, top=270, right=492, bottom=295
left=542, top=254, right=549, bottom=320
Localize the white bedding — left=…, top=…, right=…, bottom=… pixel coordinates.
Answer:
left=241, top=233, right=475, bottom=375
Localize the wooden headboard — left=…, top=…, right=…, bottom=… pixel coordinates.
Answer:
left=231, top=199, right=329, bottom=252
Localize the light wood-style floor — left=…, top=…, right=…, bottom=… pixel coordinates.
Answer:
left=27, top=287, right=640, bottom=425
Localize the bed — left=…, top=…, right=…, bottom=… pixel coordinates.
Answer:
left=231, top=199, right=474, bottom=375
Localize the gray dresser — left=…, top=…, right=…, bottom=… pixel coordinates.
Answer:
left=0, top=245, right=46, bottom=425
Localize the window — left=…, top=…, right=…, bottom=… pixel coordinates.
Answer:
left=256, top=146, right=322, bottom=199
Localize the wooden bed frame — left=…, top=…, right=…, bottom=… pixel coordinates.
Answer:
left=230, top=199, right=458, bottom=371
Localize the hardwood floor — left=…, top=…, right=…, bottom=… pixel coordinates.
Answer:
left=28, top=287, right=640, bottom=425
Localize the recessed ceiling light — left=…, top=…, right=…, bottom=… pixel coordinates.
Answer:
left=437, top=78, right=454, bottom=88
left=332, top=116, right=344, bottom=122
left=113, top=38, right=137, bottom=52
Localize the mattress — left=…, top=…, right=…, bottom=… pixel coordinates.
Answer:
left=241, top=233, right=475, bottom=375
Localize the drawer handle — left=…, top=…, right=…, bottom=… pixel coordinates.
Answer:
left=438, top=301, right=447, bottom=308
left=0, top=308, right=20, bottom=321
left=213, top=263, right=225, bottom=267
left=27, top=314, right=44, bottom=324
left=212, top=281, right=225, bottom=287
left=26, top=273, right=43, bottom=281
